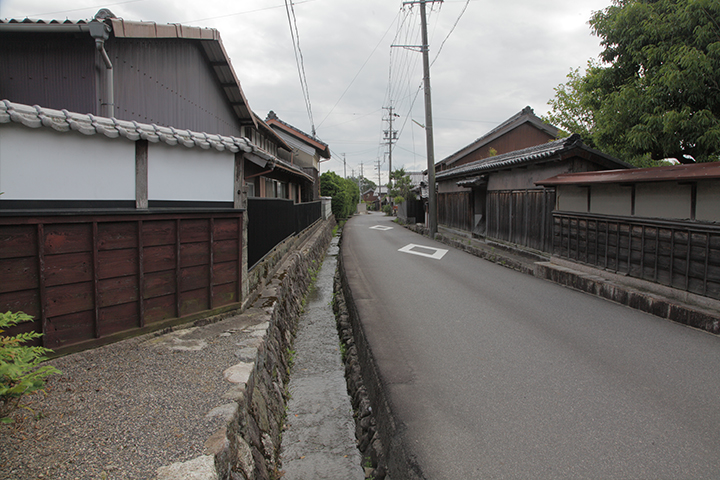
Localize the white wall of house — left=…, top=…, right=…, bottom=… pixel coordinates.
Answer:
left=0, top=123, right=240, bottom=204
left=556, top=185, right=587, bottom=213
left=590, top=184, right=633, bottom=216
left=0, top=124, right=135, bottom=200
left=697, top=181, right=720, bottom=222
left=635, top=182, right=692, bottom=220
left=148, top=143, right=234, bottom=202
left=556, top=179, right=719, bottom=223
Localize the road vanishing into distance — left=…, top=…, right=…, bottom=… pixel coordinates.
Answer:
left=341, top=212, right=720, bottom=479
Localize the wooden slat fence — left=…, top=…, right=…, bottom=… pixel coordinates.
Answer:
left=246, top=199, right=321, bottom=268
left=553, top=212, right=720, bottom=300
left=487, top=189, right=555, bottom=253
left=438, top=192, right=471, bottom=232
left=0, top=211, right=243, bottom=351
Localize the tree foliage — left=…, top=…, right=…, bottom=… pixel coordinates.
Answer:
left=320, top=171, right=359, bottom=220
left=388, top=168, right=416, bottom=205
left=1, top=312, right=60, bottom=423
left=348, top=176, right=376, bottom=194
left=544, top=0, right=720, bottom=165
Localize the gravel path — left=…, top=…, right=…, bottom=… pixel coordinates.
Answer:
left=0, top=313, right=262, bottom=480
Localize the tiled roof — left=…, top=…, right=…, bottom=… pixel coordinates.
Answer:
left=438, top=106, right=560, bottom=168
left=0, top=100, right=312, bottom=182
left=537, top=162, right=720, bottom=186
left=436, top=134, right=632, bottom=180
left=265, top=111, right=330, bottom=158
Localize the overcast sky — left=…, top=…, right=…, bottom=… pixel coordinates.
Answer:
left=1, top=0, right=611, bottom=185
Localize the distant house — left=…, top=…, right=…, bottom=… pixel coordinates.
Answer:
left=436, top=134, right=632, bottom=252
left=537, top=162, right=720, bottom=301
left=265, top=111, right=331, bottom=201
left=0, top=10, right=317, bottom=352
left=435, top=106, right=560, bottom=173
left=362, top=186, right=389, bottom=210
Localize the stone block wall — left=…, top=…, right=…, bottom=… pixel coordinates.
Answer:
left=222, top=219, right=333, bottom=479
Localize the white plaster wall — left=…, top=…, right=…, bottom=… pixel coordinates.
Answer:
left=590, top=184, right=632, bottom=216
left=148, top=143, right=234, bottom=201
left=635, top=182, right=691, bottom=220
left=697, top=180, right=720, bottom=223
left=0, top=124, right=135, bottom=200
left=556, top=186, right=588, bottom=212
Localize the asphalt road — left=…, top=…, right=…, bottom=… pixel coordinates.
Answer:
left=341, top=212, right=720, bottom=479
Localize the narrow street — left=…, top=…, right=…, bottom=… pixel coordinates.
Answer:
left=342, top=211, right=720, bottom=479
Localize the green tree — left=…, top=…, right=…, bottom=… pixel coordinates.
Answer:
left=387, top=168, right=416, bottom=205
left=544, top=0, right=720, bottom=165
left=320, top=171, right=359, bottom=219
left=348, top=176, right=376, bottom=194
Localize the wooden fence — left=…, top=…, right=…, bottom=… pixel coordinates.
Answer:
left=553, top=213, right=720, bottom=300
left=246, top=199, right=321, bottom=268
left=438, top=192, right=471, bottom=232
left=487, top=189, right=555, bottom=253
left=0, top=211, right=243, bottom=352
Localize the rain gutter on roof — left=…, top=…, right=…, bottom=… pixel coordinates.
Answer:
left=88, top=21, right=114, bottom=118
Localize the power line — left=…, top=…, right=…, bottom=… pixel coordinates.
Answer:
left=284, top=0, right=316, bottom=137
left=316, top=11, right=401, bottom=131
left=431, top=0, right=470, bottom=67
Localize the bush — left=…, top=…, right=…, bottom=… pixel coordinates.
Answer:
left=320, top=171, right=360, bottom=220
left=0, top=311, right=60, bottom=423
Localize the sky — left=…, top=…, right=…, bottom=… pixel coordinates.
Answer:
left=0, top=0, right=612, bottom=186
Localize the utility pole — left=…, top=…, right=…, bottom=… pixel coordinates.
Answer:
left=383, top=105, right=399, bottom=185
left=376, top=157, right=382, bottom=192
left=402, top=0, right=440, bottom=235
left=343, top=153, right=347, bottom=179
left=360, top=162, right=365, bottom=191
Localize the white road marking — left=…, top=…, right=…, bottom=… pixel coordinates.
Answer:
left=398, top=243, right=448, bottom=260
left=370, top=225, right=394, bottom=231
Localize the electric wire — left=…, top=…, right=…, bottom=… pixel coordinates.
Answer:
left=284, top=0, right=316, bottom=137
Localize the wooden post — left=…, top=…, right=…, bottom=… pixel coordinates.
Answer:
left=136, top=140, right=149, bottom=209
left=234, top=152, right=246, bottom=209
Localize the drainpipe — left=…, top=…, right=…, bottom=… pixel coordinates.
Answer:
left=88, top=21, right=114, bottom=118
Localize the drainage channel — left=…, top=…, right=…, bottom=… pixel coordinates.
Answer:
left=280, top=235, right=366, bottom=479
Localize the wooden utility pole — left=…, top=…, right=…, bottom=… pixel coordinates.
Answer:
left=420, top=0, right=438, bottom=236
left=383, top=105, right=399, bottom=185
left=402, top=0, right=441, bottom=235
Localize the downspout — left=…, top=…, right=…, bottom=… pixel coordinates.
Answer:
left=88, top=21, right=114, bottom=118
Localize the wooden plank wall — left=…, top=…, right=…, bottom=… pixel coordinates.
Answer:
left=487, top=189, right=555, bottom=253
left=438, top=192, right=471, bottom=232
left=0, top=212, right=243, bottom=351
left=553, top=213, right=720, bottom=300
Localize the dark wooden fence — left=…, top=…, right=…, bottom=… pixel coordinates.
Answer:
left=438, top=192, right=471, bottom=231
left=0, top=211, right=243, bottom=352
left=397, top=199, right=424, bottom=224
left=487, top=189, right=555, bottom=253
left=247, top=199, right=321, bottom=268
left=553, top=212, right=720, bottom=300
